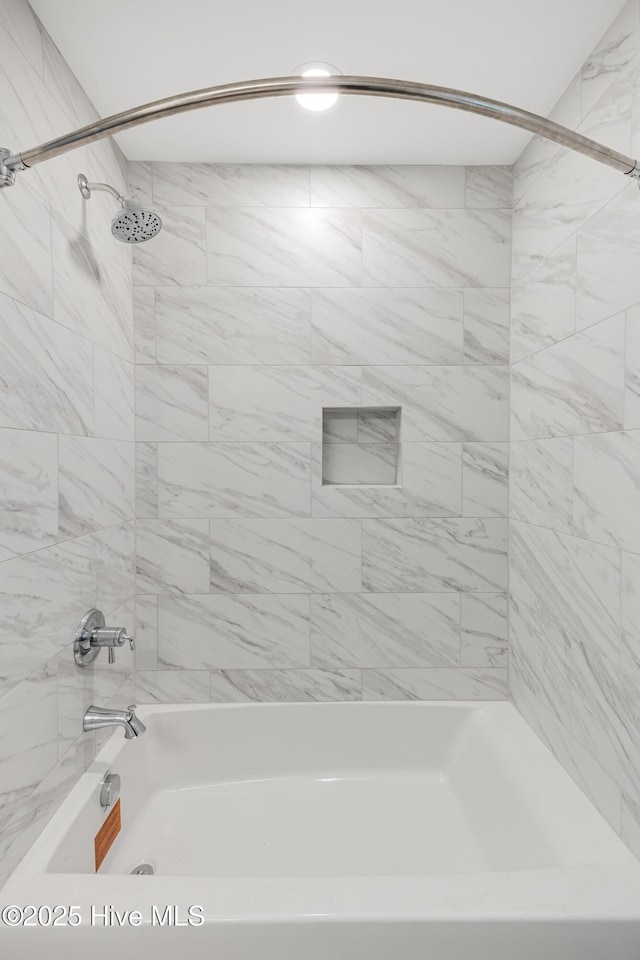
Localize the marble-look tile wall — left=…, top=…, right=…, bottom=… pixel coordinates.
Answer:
left=131, top=161, right=512, bottom=706
left=0, top=2, right=135, bottom=883
left=510, top=0, right=640, bottom=860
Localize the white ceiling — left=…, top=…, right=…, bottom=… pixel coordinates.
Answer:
left=31, top=0, right=628, bottom=164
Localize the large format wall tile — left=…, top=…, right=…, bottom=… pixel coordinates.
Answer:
left=362, top=209, right=511, bottom=288
left=510, top=438, right=573, bottom=532
left=310, top=165, right=466, bottom=208
left=0, top=178, right=52, bottom=317
left=209, top=365, right=361, bottom=441
left=511, top=313, right=625, bottom=440
left=362, top=365, right=509, bottom=441
left=311, top=288, right=464, bottom=365
left=0, top=429, right=58, bottom=560
left=135, top=364, right=209, bottom=441
left=58, top=437, right=134, bottom=538
left=136, top=519, right=210, bottom=595
left=207, top=207, right=362, bottom=286
left=362, top=518, right=508, bottom=593
left=511, top=236, right=576, bottom=363
left=210, top=668, right=361, bottom=702
left=209, top=519, right=362, bottom=593
left=462, top=442, right=509, bottom=517
left=0, top=293, right=94, bottom=435
left=157, top=442, right=311, bottom=518
left=133, top=206, right=207, bottom=286
left=0, top=538, right=96, bottom=695
left=310, top=592, right=460, bottom=668
left=153, top=163, right=310, bottom=207
left=573, top=429, right=640, bottom=552
left=156, top=286, right=312, bottom=364
left=158, top=593, right=310, bottom=668
left=362, top=668, right=508, bottom=700
left=463, top=289, right=510, bottom=365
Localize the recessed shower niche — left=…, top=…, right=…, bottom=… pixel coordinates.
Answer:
left=322, top=407, right=401, bottom=486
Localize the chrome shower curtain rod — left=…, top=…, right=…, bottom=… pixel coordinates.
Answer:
left=1, top=74, right=638, bottom=187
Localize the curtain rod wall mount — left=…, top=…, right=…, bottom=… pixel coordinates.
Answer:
left=0, top=75, right=639, bottom=189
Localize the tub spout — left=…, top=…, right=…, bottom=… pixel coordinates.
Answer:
left=83, top=704, right=146, bottom=740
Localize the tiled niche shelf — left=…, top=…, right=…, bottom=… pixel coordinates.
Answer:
left=322, top=407, right=401, bottom=486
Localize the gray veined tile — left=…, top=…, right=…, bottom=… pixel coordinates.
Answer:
left=626, top=303, right=640, bottom=429
left=209, top=518, right=361, bottom=594
left=209, top=365, right=361, bottom=441
left=0, top=429, right=58, bottom=560
left=463, top=289, right=510, bottom=365
left=509, top=438, right=573, bottom=532
left=513, top=74, right=582, bottom=205
left=362, top=517, right=508, bottom=593
left=0, top=177, right=52, bottom=317
left=323, top=409, right=358, bottom=444
left=136, top=519, right=210, bottom=595
left=128, top=161, right=153, bottom=206
left=621, top=792, right=640, bottom=861
left=310, top=165, right=465, bottom=208
left=461, top=593, right=508, bottom=668
left=0, top=665, right=58, bottom=811
left=158, top=593, right=309, bottom=669
left=0, top=537, right=96, bottom=695
left=568, top=639, right=640, bottom=800
left=311, top=288, right=464, bottom=365
left=136, top=364, right=209, bottom=441
left=135, top=595, right=158, bottom=671
left=362, top=365, right=509, bottom=442
left=136, top=442, right=158, bottom=518
left=210, top=669, right=361, bottom=703
left=95, top=521, right=135, bottom=616
left=362, top=668, right=507, bottom=701
left=133, top=286, right=156, bottom=363
left=311, top=441, right=462, bottom=519
left=133, top=205, right=207, bottom=286
left=362, top=208, right=511, bottom=288
left=510, top=236, right=576, bottom=363
left=510, top=312, right=625, bottom=440
left=59, top=437, right=134, bottom=538
left=156, top=286, right=311, bottom=364
left=576, top=187, right=640, bottom=332
left=206, top=206, right=362, bottom=287
left=135, top=671, right=211, bottom=704
left=465, top=166, right=513, bottom=209
left=622, top=549, right=640, bottom=672
left=157, top=442, right=311, bottom=518
left=512, top=69, right=631, bottom=281
left=581, top=0, right=639, bottom=117
left=310, top=592, right=460, bottom=669
left=573, top=429, right=640, bottom=553
left=41, top=28, right=98, bottom=128
left=357, top=409, right=401, bottom=443
left=94, top=347, right=134, bottom=441
left=462, top=442, right=508, bottom=517
left=0, top=735, right=94, bottom=889
left=0, top=0, right=43, bottom=75
left=152, top=162, right=310, bottom=206
left=0, top=293, right=93, bottom=435
left=52, top=214, right=133, bottom=361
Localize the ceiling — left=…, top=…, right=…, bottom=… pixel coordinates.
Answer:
left=31, top=0, right=628, bottom=165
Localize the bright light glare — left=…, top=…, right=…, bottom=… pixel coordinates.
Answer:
left=295, top=68, right=339, bottom=112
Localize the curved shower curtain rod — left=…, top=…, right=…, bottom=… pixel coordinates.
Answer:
left=0, top=74, right=638, bottom=188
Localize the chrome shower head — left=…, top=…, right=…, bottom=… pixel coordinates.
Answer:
left=77, top=173, right=162, bottom=243
left=111, top=201, right=162, bottom=243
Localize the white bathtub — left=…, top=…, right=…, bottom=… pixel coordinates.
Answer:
left=2, top=701, right=640, bottom=958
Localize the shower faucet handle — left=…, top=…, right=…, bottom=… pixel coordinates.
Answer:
left=74, top=609, right=136, bottom=667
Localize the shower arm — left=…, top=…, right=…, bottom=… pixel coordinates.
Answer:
left=0, top=74, right=638, bottom=187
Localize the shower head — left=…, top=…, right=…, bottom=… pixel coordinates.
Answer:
left=111, top=201, right=162, bottom=243
left=77, top=173, right=162, bottom=243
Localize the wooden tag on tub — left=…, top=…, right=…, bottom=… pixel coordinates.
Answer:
left=95, top=798, right=121, bottom=872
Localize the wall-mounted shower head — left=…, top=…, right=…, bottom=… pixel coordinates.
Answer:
left=77, top=173, right=162, bottom=243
